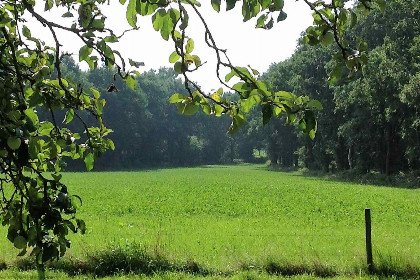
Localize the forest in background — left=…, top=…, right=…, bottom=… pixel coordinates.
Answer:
left=54, top=0, right=419, bottom=176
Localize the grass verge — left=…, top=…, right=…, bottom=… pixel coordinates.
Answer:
left=2, top=244, right=418, bottom=279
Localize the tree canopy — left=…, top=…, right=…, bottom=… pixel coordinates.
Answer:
left=260, top=0, right=419, bottom=175
left=0, top=0, right=386, bottom=276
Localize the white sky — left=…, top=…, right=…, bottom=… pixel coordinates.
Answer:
left=26, top=0, right=313, bottom=92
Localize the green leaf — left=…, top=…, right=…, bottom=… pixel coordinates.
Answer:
left=185, top=38, right=194, bottom=54
left=226, top=0, right=236, bottom=10
left=376, top=0, right=385, bottom=12
left=329, top=64, right=343, bottom=84
left=78, top=4, right=93, bottom=28
left=192, top=55, right=201, bottom=67
left=169, top=51, right=180, bottom=63
left=64, top=221, right=77, bottom=233
left=242, top=2, right=251, bottom=22
left=309, top=129, right=316, bottom=140
left=24, top=108, right=39, bottom=125
left=107, top=139, right=115, bottom=150
left=125, top=75, right=137, bottom=90
left=240, top=95, right=260, bottom=113
left=201, top=103, right=211, bottom=115
left=158, top=10, right=178, bottom=41
left=62, top=11, right=73, bottom=17
left=264, top=17, right=274, bottom=29
left=91, top=19, right=105, bottom=30
left=179, top=6, right=189, bottom=30
left=303, top=110, right=317, bottom=139
left=261, top=0, right=270, bottom=10
left=214, top=104, right=224, bottom=117
left=299, top=119, right=306, bottom=130
left=250, top=67, right=259, bottom=76
left=79, top=45, right=92, bottom=62
left=126, top=0, right=137, bottom=28
left=0, top=150, right=7, bottom=157
left=152, top=9, right=166, bottom=31
left=211, top=91, right=222, bottom=102
left=42, top=246, right=58, bottom=262
left=225, top=69, right=238, bottom=82
left=91, top=88, right=100, bottom=99
left=84, top=153, right=94, bottom=171
left=44, top=0, right=53, bottom=11
left=349, top=10, right=357, bottom=28
left=7, top=137, right=21, bottom=150
left=17, top=248, right=27, bottom=257
left=256, top=15, right=267, bottom=28
left=129, top=70, right=140, bottom=77
left=63, top=109, right=74, bottom=124
left=174, top=61, right=184, bottom=74
left=104, top=35, right=118, bottom=43
left=262, top=104, right=273, bottom=125
left=275, top=91, right=296, bottom=100
left=358, top=41, right=368, bottom=51
left=22, top=25, right=31, bottom=38
left=235, top=67, right=254, bottom=82
left=169, top=93, right=186, bottom=103
left=228, top=113, right=247, bottom=134
left=178, top=102, right=199, bottom=115
left=168, top=8, right=180, bottom=25
left=0, top=15, right=11, bottom=27
left=76, top=219, right=86, bottom=234
left=273, top=0, right=284, bottom=11
left=96, top=99, right=105, bottom=115
left=321, top=31, right=334, bottom=46
left=277, top=11, right=287, bottom=22
left=38, top=122, right=54, bottom=136
left=307, top=100, right=323, bottom=110
left=211, top=0, right=221, bottom=12
left=13, top=236, right=27, bottom=249
left=129, top=58, right=145, bottom=67
left=137, top=1, right=158, bottom=16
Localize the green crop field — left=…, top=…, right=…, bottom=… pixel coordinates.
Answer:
left=0, top=165, right=419, bottom=279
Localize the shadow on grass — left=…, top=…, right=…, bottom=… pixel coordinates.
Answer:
left=8, top=247, right=419, bottom=279
left=371, top=253, right=420, bottom=279
left=262, top=260, right=337, bottom=277
left=263, top=165, right=419, bottom=190
left=13, top=245, right=211, bottom=277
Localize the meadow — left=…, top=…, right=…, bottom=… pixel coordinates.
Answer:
left=0, top=165, right=418, bottom=279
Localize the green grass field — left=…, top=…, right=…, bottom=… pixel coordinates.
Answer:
left=0, top=165, right=419, bottom=279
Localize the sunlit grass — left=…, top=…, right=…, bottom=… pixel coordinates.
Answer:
left=0, top=269, right=397, bottom=280
left=0, top=165, right=418, bottom=278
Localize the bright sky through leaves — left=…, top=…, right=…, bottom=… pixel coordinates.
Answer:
left=26, top=0, right=312, bottom=92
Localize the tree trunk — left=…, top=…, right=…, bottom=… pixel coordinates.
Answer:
left=305, top=140, right=313, bottom=169
left=230, top=137, right=234, bottom=163
left=379, top=127, right=386, bottom=173
left=386, top=125, right=392, bottom=175
left=37, top=263, right=45, bottom=280
left=348, top=144, right=353, bottom=169
left=335, top=136, right=348, bottom=171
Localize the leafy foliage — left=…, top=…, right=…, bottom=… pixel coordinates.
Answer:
left=260, top=0, right=420, bottom=174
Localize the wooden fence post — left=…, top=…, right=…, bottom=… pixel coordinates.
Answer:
left=365, top=208, right=373, bottom=273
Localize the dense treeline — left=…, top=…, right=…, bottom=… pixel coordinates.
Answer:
left=56, top=59, right=237, bottom=170
left=258, top=0, right=419, bottom=175
left=56, top=0, right=418, bottom=175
